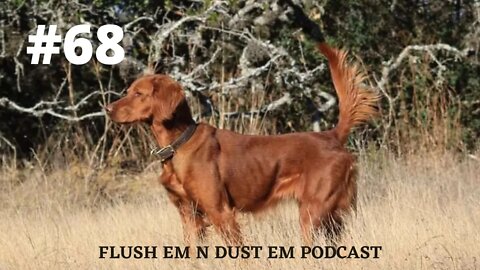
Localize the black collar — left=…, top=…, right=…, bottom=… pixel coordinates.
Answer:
left=151, top=123, right=197, bottom=162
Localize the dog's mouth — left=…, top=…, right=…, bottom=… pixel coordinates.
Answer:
left=110, top=118, right=137, bottom=124
left=108, top=115, right=139, bottom=124
left=107, top=115, right=129, bottom=124
left=105, top=107, right=134, bottom=124
left=107, top=112, right=151, bottom=125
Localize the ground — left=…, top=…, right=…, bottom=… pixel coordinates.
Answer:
left=0, top=151, right=478, bottom=269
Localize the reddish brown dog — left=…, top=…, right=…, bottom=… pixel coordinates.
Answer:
left=106, top=42, right=378, bottom=244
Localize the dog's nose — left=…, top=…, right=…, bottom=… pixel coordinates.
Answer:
left=105, top=104, right=113, bottom=114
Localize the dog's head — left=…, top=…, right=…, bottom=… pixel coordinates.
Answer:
left=106, top=74, right=189, bottom=124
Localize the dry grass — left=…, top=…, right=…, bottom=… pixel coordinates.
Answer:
left=0, top=150, right=479, bottom=270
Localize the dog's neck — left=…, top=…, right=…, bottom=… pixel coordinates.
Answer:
left=150, top=101, right=195, bottom=147
left=151, top=120, right=194, bottom=147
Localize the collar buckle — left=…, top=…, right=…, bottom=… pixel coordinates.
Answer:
left=151, top=145, right=175, bottom=162
left=150, top=123, right=197, bottom=163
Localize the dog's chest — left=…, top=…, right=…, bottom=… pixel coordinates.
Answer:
left=160, top=165, right=187, bottom=198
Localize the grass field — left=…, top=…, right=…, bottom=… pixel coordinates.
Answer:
left=0, top=150, right=479, bottom=270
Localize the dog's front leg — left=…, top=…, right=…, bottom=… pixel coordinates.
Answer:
left=166, top=191, right=207, bottom=244
left=160, top=170, right=207, bottom=245
left=185, top=173, right=242, bottom=245
left=209, top=204, right=242, bottom=245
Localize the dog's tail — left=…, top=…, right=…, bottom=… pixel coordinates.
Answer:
left=282, top=0, right=379, bottom=144
left=317, top=44, right=379, bottom=144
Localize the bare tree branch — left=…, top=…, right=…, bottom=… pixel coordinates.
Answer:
left=374, top=43, right=472, bottom=145
left=377, top=43, right=470, bottom=92
left=0, top=91, right=120, bottom=121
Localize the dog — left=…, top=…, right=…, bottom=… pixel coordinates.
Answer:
left=106, top=7, right=378, bottom=245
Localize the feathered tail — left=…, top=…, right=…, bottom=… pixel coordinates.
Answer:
left=281, top=0, right=379, bottom=144
left=317, top=43, right=379, bottom=144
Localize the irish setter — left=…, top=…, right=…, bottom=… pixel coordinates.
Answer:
left=106, top=10, right=378, bottom=245
left=107, top=43, right=377, bottom=243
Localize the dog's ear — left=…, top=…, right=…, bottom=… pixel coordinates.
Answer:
left=151, top=75, right=190, bottom=122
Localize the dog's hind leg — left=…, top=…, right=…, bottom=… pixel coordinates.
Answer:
left=299, top=199, right=336, bottom=244
left=299, top=196, right=347, bottom=244
left=299, top=155, right=357, bottom=244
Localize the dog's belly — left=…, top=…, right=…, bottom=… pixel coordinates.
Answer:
left=226, top=172, right=302, bottom=212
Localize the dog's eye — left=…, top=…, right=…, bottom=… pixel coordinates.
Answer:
left=134, top=92, right=142, bottom=97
